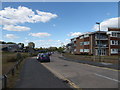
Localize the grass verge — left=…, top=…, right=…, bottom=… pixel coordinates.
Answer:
left=6, top=58, right=28, bottom=88
left=63, top=53, right=118, bottom=64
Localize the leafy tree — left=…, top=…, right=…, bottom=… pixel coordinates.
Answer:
left=0, top=41, right=6, bottom=44
left=18, top=43, right=24, bottom=49
left=28, top=42, right=35, bottom=49
left=6, top=42, right=16, bottom=44
left=57, top=47, right=65, bottom=53
left=39, top=47, right=43, bottom=50
left=48, top=47, right=58, bottom=51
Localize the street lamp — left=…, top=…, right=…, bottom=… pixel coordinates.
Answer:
left=96, top=22, right=101, bottom=62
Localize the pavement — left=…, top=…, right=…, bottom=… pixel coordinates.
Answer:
left=15, top=57, right=72, bottom=88
left=60, top=55, right=120, bottom=70
left=41, top=53, right=119, bottom=88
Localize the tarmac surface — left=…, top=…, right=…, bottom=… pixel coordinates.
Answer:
left=15, top=57, right=72, bottom=88
left=41, top=53, right=119, bottom=88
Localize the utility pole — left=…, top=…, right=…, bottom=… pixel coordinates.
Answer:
left=96, top=22, right=101, bottom=62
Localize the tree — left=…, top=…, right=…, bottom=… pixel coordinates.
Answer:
left=28, top=42, right=35, bottom=49
left=48, top=47, right=58, bottom=51
left=6, top=42, right=16, bottom=44
left=57, top=47, right=65, bottom=53
left=18, top=43, right=24, bottom=49
left=0, top=41, right=6, bottom=44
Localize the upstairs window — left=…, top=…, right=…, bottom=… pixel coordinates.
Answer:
left=111, top=40, right=118, bottom=45
left=84, top=41, right=89, bottom=45
left=79, top=36, right=84, bottom=39
left=84, top=34, right=89, bottom=38
left=80, top=42, right=84, bottom=45
left=111, top=32, right=117, bottom=37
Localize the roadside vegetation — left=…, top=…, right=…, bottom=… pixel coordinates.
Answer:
left=2, top=51, right=29, bottom=74
left=63, top=53, right=119, bottom=64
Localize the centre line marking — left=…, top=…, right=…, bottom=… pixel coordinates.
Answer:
left=94, top=73, right=120, bottom=83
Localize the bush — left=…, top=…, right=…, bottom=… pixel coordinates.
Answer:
left=21, top=53, right=29, bottom=58
left=6, top=56, right=17, bottom=62
left=80, top=53, right=89, bottom=55
left=2, top=52, right=29, bottom=63
left=16, top=53, right=22, bottom=60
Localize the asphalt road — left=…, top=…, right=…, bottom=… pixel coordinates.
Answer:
left=41, top=53, right=119, bottom=88
left=60, top=55, right=120, bottom=70
left=15, top=57, right=72, bottom=88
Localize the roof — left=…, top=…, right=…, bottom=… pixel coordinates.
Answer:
left=108, top=28, right=120, bottom=31
left=91, top=31, right=106, bottom=34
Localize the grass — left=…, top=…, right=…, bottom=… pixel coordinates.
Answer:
left=7, top=57, right=28, bottom=88
left=63, top=53, right=119, bottom=64
left=1, top=51, right=30, bottom=88
left=2, top=52, right=29, bottom=74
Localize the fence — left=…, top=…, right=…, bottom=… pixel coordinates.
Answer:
left=2, top=58, right=23, bottom=88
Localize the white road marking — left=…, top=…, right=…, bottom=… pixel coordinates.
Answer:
left=94, top=73, right=120, bottom=83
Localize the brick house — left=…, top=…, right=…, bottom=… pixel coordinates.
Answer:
left=69, top=28, right=120, bottom=56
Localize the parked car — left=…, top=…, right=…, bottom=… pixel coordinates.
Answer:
left=46, top=52, right=52, bottom=56
left=36, top=53, right=42, bottom=60
left=37, top=53, right=50, bottom=62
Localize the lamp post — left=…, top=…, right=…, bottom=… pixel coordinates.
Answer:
left=96, top=22, right=101, bottom=62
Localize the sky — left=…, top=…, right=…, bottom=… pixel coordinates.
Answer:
left=0, top=2, right=119, bottom=48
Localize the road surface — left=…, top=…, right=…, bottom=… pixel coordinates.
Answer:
left=41, top=53, right=119, bottom=88
left=15, top=57, right=72, bottom=88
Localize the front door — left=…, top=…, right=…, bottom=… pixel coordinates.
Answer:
left=96, top=49, right=106, bottom=56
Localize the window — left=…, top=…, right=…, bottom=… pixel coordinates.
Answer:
left=111, top=32, right=117, bottom=37
left=80, top=49, right=83, bottom=52
left=84, top=34, right=89, bottom=38
left=84, top=49, right=89, bottom=52
left=80, top=42, right=84, bottom=45
left=111, top=49, right=118, bottom=54
left=111, top=40, right=118, bottom=45
left=80, top=36, right=83, bottom=39
left=74, top=44, right=76, bottom=46
left=84, top=41, right=89, bottom=45
left=118, top=33, right=120, bottom=38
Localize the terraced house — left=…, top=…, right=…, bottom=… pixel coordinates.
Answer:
left=69, top=28, right=120, bottom=56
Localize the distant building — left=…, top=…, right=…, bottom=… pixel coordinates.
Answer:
left=0, top=44, right=19, bottom=52
left=69, top=28, right=120, bottom=56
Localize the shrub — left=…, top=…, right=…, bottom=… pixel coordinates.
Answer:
left=16, top=53, right=22, bottom=60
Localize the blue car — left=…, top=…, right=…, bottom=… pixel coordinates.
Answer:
left=37, top=53, right=50, bottom=62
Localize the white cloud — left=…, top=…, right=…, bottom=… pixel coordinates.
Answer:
left=5, top=34, right=19, bottom=39
left=30, top=39, right=64, bottom=48
left=3, top=25, right=30, bottom=31
left=25, top=39, right=29, bottom=43
left=29, top=32, right=51, bottom=37
left=56, top=40, right=61, bottom=42
left=93, top=17, right=119, bottom=31
left=65, top=39, right=70, bottom=42
left=0, top=40, right=4, bottom=42
left=0, top=6, right=58, bottom=31
left=35, top=10, right=58, bottom=23
left=67, top=32, right=82, bottom=37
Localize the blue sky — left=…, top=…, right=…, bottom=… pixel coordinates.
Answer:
left=1, top=2, right=118, bottom=47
